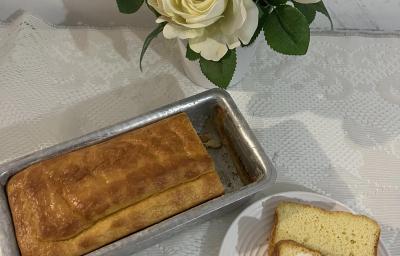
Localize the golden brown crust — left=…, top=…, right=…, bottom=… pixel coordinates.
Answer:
left=276, top=202, right=381, bottom=239
left=268, top=211, right=279, bottom=256
left=11, top=172, right=224, bottom=256
left=7, top=113, right=224, bottom=256
left=374, top=229, right=380, bottom=256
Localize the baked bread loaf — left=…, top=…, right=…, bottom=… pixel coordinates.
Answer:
left=273, top=240, right=321, bottom=256
left=269, top=202, right=380, bottom=256
left=7, top=113, right=224, bottom=256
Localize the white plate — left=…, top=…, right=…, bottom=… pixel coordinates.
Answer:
left=219, top=191, right=389, bottom=256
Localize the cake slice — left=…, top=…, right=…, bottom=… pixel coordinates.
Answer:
left=273, top=240, right=322, bottom=256
left=269, top=202, right=380, bottom=256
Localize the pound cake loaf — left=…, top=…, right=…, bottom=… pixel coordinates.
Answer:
left=269, top=202, right=380, bottom=256
left=273, top=240, right=321, bottom=256
left=7, top=113, right=224, bottom=256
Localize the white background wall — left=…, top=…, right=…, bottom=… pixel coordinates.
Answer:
left=1, top=0, right=400, bottom=32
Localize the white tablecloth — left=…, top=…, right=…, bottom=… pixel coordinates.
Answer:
left=0, top=13, right=399, bottom=256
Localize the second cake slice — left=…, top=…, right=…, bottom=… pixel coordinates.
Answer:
left=273, top=240, right=321, bottom=256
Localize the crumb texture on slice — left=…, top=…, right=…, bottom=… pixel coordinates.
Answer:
left=270, top=202, right=380, bottom=256
left=273, top=240, right=321, bottom=256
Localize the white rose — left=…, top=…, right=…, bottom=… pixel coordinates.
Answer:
left=293, top=0, right=321, bottom=3
left=148, top=0, right=258, bottom=61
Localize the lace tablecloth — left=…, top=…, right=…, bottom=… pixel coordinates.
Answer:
left=0, top=14, right=399, bottom=256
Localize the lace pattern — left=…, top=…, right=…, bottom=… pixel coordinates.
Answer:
left=0, top=13, right=399, bottom=256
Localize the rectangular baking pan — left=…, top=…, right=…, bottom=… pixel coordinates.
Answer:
left=0, top=88, right=276, bottom=256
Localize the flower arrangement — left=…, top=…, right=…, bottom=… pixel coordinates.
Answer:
left=116, top=0, right=331, bottom=88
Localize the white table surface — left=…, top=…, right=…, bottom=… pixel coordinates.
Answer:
left=0, top=13, right=399, bottom=256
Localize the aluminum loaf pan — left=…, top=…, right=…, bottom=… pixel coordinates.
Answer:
left=0, top=88, right=276, bottom=256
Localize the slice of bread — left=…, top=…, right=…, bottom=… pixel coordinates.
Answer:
left=269, top=202, right=380, bottom=256
left=273, top=240, right=322, bottom=256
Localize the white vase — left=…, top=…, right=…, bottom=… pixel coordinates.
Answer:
left=177, top=36, right=262, bottom=89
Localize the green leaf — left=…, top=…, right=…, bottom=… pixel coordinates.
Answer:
left=293, top=2, right=316, bottom=24
left=116, top=0, right=144, bottom=14
left=313, top=1, right=333, bottom=29
left=199, top=50, right=236, bottom=89
left=186, top=44, right=200, bottom=61
left=291, top=1, right=332, bottom=28
left=268, top=0, right=287, bottom=5
left=140, top=22, right=166, bottom=71
left=260, top=3, right=273, bottom=14
left=263, top=5, right=310, bottom=55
